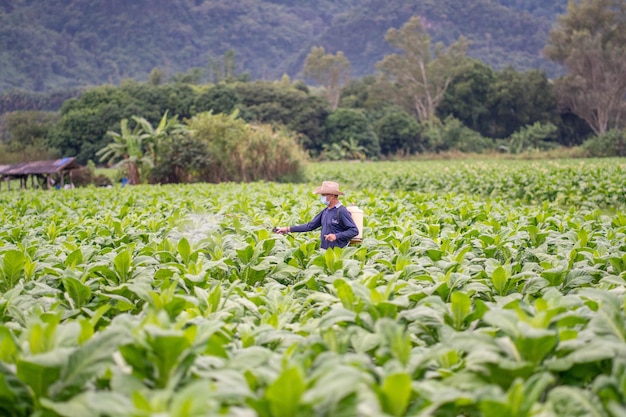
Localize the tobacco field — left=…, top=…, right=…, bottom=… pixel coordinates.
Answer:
left=1, top=158, right=625, bottom=417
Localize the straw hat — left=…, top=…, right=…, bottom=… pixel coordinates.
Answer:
left=313, top=181, right=344, bottom=195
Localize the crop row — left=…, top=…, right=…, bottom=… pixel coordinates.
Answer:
left=309, top=159, right=626, bottom=208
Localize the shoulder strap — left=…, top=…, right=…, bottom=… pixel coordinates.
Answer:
left=336, top=205, right=348, bottom=227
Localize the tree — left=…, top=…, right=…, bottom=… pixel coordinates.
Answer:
left=376, top=16, right=469, bottom=123
left=303, top=46, right=351, bottom=110
left=485, top=68, right=558, bottom=138
left=208, top=49, right=249, bottom=84
left=194, top=84, right=241, bottom=115
left=97, top=117, right=157, bottom=185
left=321, top=138, right=366, bottom=161
left=544, top=0, right=626, bottom=134
left=325, top=108, right=380, bottom=158
left=437, top=60, right=495, bottom=136
left=423, top=116, right=492, bottom=154
left=170, top=68, right=204, bottom=85
left=339, top=76, right=383, bottom=110
left=133, top=111, right=186, bottom=168
left=147, top=67, right=166, bottom=86
left=234, top=81, right=330, bottom=155
left=49, top=83, right=197, bottom=163
left=1, top=111, right=58, bottom=150
left=150, top=133, right=211, bottom=184
left=373, top=107, right=423, bottom=155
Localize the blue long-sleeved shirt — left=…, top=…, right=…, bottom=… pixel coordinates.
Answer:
left=290, top=203, right=359, bottom=249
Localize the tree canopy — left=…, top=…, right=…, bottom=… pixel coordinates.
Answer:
left=377, top=17, right=469, bottom=123
left=545, top=0, right=626, bottom=134
left=303, top=46, right=351, bottom=110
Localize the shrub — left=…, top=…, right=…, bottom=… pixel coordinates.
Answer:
left=373, top=107, right=424, bottom=155
left=71, top=161, right=112, bottom=187
left=245, top=124, right=308, bottom=182
left=325, top=108, right=380, bottom=158
left=71, top=166, right=94, bottom=187
left=193, top=83, right=240, bottom=115
left=423, top=116, right=493, bottom=153
left=582, top=129, right=626, bottom=157
left=151, top=133, right=212, bottom=184
left=504, top=122, right=559, bottom=154
left=187, top=111, right=307, bottom=183
left=93, top=174, right=113, bottom=187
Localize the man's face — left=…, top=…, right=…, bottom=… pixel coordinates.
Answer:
left=320, top=194, right=334, bottom=205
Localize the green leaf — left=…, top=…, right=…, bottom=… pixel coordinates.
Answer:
left=113, top=249, right=132, bottom=283
left=520, top=372, right=555, bottom=415
left=514, top=324, right=558, bottom=365
left=547, top=386, right=607, bottom=417
left=62, top=277, right=92, bottom=310
left=205, top=285, right=223, bottom=314
left=17, top=350, right=69, bottom=399
left=547, top=340, right=620, bottom=373
left=492, top=266, right=508, bottom=295
left=236, top=246, right=254, bottom=264
left=479, top=373, right=554, bottom=417
left=51, top=327, right=132, bottom=397
left=324, top=247, right=342, bottom=273
left=334, top=279, right=358, bottom=311
left=178, top=237, right=191, bottom=264
left=1, top=250, right=25, bottom=289
left=41, top=392, right=133, bottom=417
left=145, top=327, right=193, bottom=388
left=265, top=367, right=305, bottom=417
left=304, top=365, right=363, bottom=408
left=590, top=304, right=626, bottom=343
left=450, top=291, right=471, bottom=330
left=426, top=249, right=443, bottom=261
left=318, top=308, right=356, bottom=329
left=0, top=362, right=33, bottom=416
left=29, top=314, right=61, bottom=355
left=379, top=373, right=412, bottom=417
left=66, top=249, right=83, bottom=269
left=376, top=319, right=411, bottom=366
left=0, top=325, right=18, bottom=363
left=169, top=379, right=222, bottom=417
left=479, top=398, right=512, bottom=417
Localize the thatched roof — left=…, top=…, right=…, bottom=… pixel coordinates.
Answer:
left=0, top=157, right=80, bottom=176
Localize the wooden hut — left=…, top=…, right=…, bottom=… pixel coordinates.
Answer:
left=0, top=157, right=81, bottom=190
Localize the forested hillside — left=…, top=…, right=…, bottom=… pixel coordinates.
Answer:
left=0, top=0, right=566, bottom=92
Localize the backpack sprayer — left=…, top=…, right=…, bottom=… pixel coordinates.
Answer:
left=347, top=205, right=364, bottom=245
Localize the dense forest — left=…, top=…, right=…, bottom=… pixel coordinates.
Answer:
left=0, top=0, right=567, bottom=92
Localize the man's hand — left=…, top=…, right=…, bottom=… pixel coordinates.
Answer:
left=274, top=227, right=290, bottom=234
left=324, top=233, right=337, bottom=242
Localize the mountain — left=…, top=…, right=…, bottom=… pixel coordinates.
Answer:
left=0, top=0, right=567, bottom=93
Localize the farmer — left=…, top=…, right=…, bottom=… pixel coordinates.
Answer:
left=275, top=181, right=359, bottom=249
